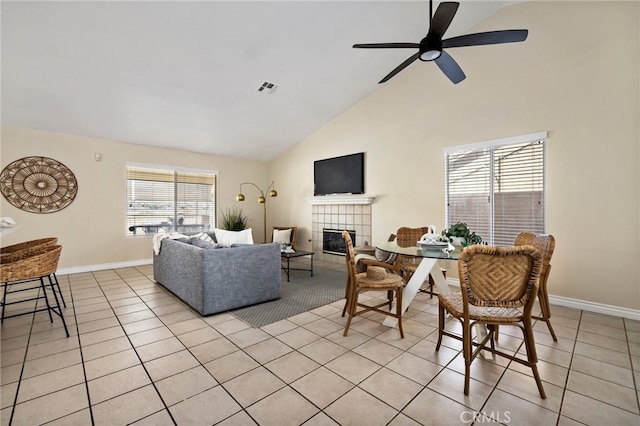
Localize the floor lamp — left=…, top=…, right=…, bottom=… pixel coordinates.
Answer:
left=236, top=181, right=278, bottom=243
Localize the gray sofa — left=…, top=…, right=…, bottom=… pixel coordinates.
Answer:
left=153, top=238, right=281, bottom=315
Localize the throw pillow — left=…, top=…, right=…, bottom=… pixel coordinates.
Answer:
left=192, top=232, right=214, bottom=243
left=273, top=228, right=292, bottom=244
left=187, top=237, right=214, bottom=249
left=214, top=228, right=254, bottom=247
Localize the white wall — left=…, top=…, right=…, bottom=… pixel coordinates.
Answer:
left=270, top=1, right=640, bottom=310
left=0, top=126, right=270, bottom=269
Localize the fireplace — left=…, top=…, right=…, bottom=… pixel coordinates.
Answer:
left=323, top=228, right=355, bottom=256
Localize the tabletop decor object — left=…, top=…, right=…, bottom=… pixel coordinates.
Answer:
left=0, top=156, right=78, bottom=214
left=439, top=222, right=483, bottom=248
left=235, top=181, right=278, bottom=243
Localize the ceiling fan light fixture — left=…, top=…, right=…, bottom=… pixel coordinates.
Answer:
left=420, top=49, right=442, bottom=61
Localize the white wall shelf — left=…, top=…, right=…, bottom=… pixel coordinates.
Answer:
left=306, top=195, right=375, bottom=205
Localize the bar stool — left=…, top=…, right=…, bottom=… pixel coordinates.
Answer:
left=0, top=245, right=69, bottom=337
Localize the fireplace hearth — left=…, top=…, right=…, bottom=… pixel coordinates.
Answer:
left=323, top=228, right=355, bottom=256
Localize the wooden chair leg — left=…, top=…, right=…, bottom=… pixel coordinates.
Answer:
left=463, top=320, right=473, bottom=395
left=396, top=288, right=404, bottom=338
left=522, top=318, right=546, bottom=399
left=436, top=303, right=445, bottom=351
left=537, top=286, right=557, bottom=341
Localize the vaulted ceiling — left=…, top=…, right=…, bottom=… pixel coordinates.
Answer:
left=2, top=1, right=524, bottom=161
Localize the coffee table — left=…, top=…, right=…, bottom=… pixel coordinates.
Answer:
left=280, top=250, right=314, bottom=282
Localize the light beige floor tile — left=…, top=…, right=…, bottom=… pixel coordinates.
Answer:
left=276, top=327, right=322, bottom=349
left=226, top=327, right=271, bottom=348
left=117, top=309, right=157, bottom=324
left=1, top=381, right=18, bottom=410
left=483, top=389, right=558, bottom=425
left=91, top=384, right=164, bottom=425
left=45, top=408, right=92, bottom=425
left=166, top=317, right=208, bottom=335
left=136, top=336, right=185, bottom=362
left=158, top=309, right=198, bottom=325
left=88, top=364, right=151, bottom=404
left=581, top=312, right=625, bottom=329
left=352, top=338, right=404, bottom=365
left=407, top=338, right=459, bottom=366
left=112, top=302, right=149, bottom=316
left=302, top=411, right=340, bottom=426
left=427, top=367, right=493, bottom=411
left=75, top=317, right=121, bottom=335
left=348, top=316, right=392, bottom=338
left=385, top=352, right=442, bottom=386
left=325, top=351, right=382, bottom=384
left=359, top=367, right=423, bottom=410
left=567, top=370, right=639, bottom=413
left=264, top=351, right=321, bottom=383
left=1, top=364, right=22, bottom=385
left=169, top=385, right=241, bottom=425
left=567, top=354, right=635, bottom=388
left=290, top=366, right=353, bottom=408
left=577, top=329, right=630, bottom=353
left=21, top=348, right=82, bottom=379
left=16, top=363, right=85, bottom=403
left=1, top=335, right=30, bottom=353
left=121, top=317, right=165, bottom=335
left=130, top=409, right=177, bottom=426
left=325, top=386, right=398, bottom=425
left=496, top=368, right=563, bottom=412
left=1, top=347, right=27, bottom=368
left=81, top=335, right=132, bottom=361
left=574, top=341, right=631, bottom=369
left=303, top=317, right=344, bottom=337
left=151, top=302, right=187, bottom=316
left=243, top=337, right=294, bottom=364
left=75, top=309, right=114, bottom=324
left=84, top=348, right=141, bottom=380
left=176, top=326, right=222, bottom=347
left=376, top=327, right=424, bottom=351
left=561, top=390, right=640, bottom=425
left=402, top=387, right=476, bottom=425
left=190, top=337, right=238, bottom=364
left=144, top=349, right=200, bottom=381
left=11, top=384, right=88, bottom=425
left=326, top=328, right=371, bottom=350
left=212, top=318, right=253, bottom=335
left=222, top=366, right=286, bottom=407
left=204, top=350, right=259, bottom=383
left=128, top=326, right=173, bottom=347
left=287, top=310, right=322, bottom=327
left=79, top=325, right=126, bottom=347
left=246, top=386, right=319, bottom=426
left=298, top=337, right=349, bottom=364
left=261, top=318, right=299, bottom=336
left=155, top=365, right=217, bottom=406
left=507, top=358, right=569, bottom=388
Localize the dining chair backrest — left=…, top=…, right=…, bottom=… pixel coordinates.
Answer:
left=514, top=232, right=555, bottom=281
left=396, top=227, right=428, bottom=248
left=458, top=244, right=542, bottom=312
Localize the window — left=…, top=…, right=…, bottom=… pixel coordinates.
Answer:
left=126, top=163, right=217, bottom=236
left=444, top=132, right=546, bottom=247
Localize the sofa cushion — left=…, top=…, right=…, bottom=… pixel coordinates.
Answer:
left=214, top=228, right=254, bottom=247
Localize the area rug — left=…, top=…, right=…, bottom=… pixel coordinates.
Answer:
left=230, top=266, right=345, bottom=328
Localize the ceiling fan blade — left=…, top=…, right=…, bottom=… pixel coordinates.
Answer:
left=379, top=52, right=420, bottom=84
left=353, top=43, right=419, bottom=49
left=428, top=2, right=459, bottom=39
left=443, top=29, right=528, bottom=48
left=434, top=50, right=465, bottom=84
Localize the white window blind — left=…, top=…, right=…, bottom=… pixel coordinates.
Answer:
left=126, top=164, right=216, bottom=236
left=444, top=133, right=545, bottom=247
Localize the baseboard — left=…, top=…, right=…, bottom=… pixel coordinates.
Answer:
left=58, top=259, right=153, bottom=276
left=445, top=278, right=640, bottom=322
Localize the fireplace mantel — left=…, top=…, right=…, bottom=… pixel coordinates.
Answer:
left=306, top=195, right=375, bottom=206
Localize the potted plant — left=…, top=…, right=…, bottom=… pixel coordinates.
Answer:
left=439, top=222, right=484, bottom=247
left=220, top=207, right=250, bottom=231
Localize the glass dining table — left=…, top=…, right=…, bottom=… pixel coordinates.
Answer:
left=375, top=241, right=459, bottom=328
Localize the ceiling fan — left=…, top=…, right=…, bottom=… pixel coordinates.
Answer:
left=353, top=0, right=528, bottom=84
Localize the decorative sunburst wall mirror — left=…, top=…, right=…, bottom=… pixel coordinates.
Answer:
left=0, top=156, right=78, bottom=213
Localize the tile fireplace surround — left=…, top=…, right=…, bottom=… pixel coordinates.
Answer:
left=308, top=196, right=374, bottom=264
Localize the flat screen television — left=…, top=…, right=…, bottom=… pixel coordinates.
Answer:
left=314, top=152, right=365, bottom=196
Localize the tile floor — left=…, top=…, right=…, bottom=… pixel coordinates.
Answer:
left=1, top=260, right=639, bottom=425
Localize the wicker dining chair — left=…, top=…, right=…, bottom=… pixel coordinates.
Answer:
left=436, top=244, right=545, bottom=398
left=342, top=231, right=404, bottom=338
left=0, top=244, right=69, bottom=337
left=514, top=232, right=557, bottom=341
left=0, top=237, right=58, bottom=256
left=396, top=227, right=445, bottom=298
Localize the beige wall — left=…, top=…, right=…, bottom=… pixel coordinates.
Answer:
left=270, top=1, right=640, bottom=310
left=0, top=126, right=270, bottom=269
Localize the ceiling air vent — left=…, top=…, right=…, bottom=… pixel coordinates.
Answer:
left=257, top=81, right=279, bottom=94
